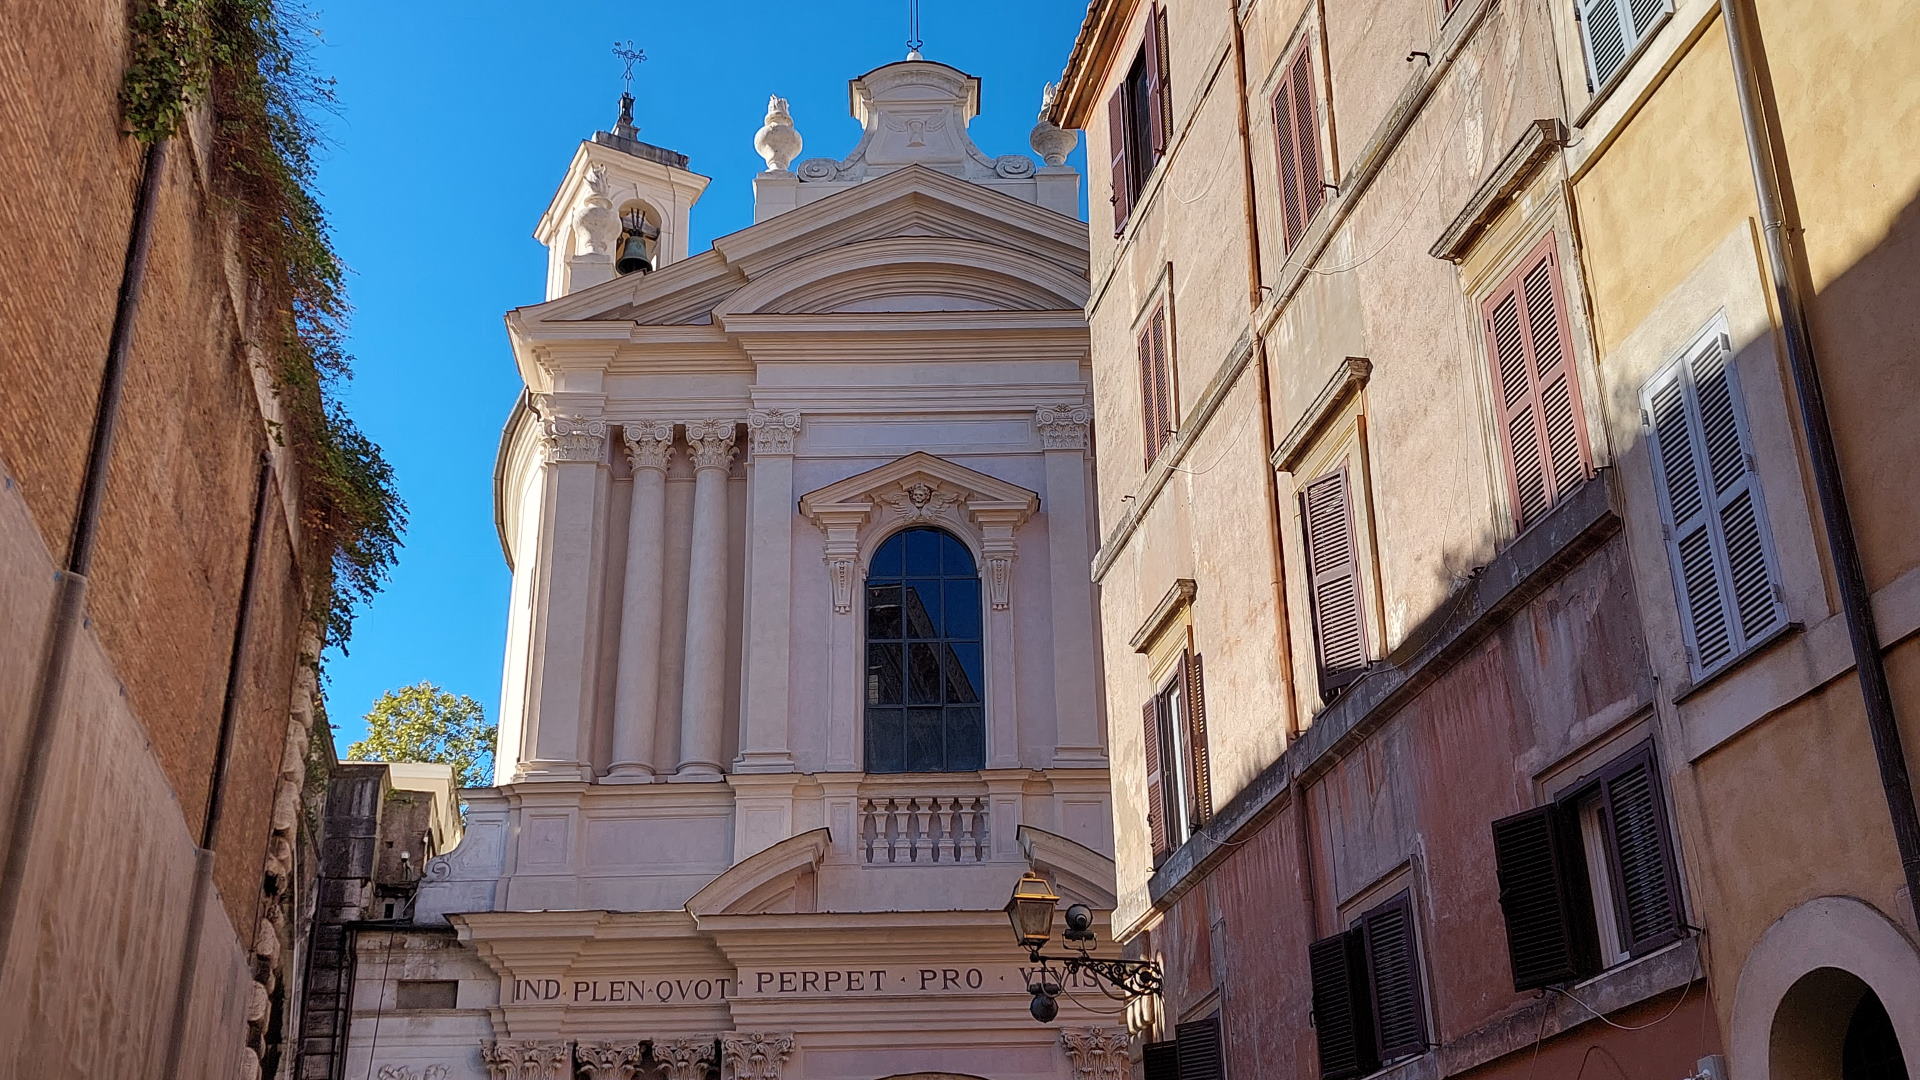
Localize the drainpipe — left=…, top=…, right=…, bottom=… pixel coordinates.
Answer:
left=1720, top=0, right=1920, bottom=927
left=0, top=137, right=170, bottom=975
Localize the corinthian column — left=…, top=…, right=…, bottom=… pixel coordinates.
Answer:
left=673, top=419, right=738, bottom=781
left=606, top=421, right=674, bottom=782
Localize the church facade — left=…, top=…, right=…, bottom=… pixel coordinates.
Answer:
left=340, top=59, right=1130, bottom=1080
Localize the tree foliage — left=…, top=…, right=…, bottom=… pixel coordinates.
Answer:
left=346, top=683, right=495, bottom=790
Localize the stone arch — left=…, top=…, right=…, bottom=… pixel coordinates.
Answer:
left=1729, top=895, right=1920, bottom=1079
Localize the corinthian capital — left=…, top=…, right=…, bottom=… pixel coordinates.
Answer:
left=481, top=1041, right=573, bottom=1080
left=1035, top=402, right=1092, bottom=450
left=654, top=1038, right=717, bottom=1080
left=682, top=419, right=740, bottom=471
left=1061, top=1027, right=1132, bottom=1080
left=539, top=411, right=608, bottom=464
left=747, top=408, right=802, bottom=456
left=621, top=420, right=676, bottom=472
left=576, top=1042, right=644, bottom=1080
left=721, top=1032, right=796, bottom=1080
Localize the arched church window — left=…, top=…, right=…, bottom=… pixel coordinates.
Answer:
left=864, top=527, right=985, bottom=773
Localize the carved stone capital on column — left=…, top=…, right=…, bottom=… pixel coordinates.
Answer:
left=654, top=1038, right=717, bottom=1080
left=481, top=1041, right=574, bottom=1080
left=576, top=1043, right=644, bottom=1080
left=539, top=413, right=608, bottom=464
left=721, top=1032, right=796, bottom=1080
left=747, top=408, right=802, bottom=456
left=683, top=419, right=741, bottom=471
left=1061, top=1027, right=1133, bottom=1080
left=621, top=420, right=676, bottom=472
left=1035, top=402, right=1093, bottom=451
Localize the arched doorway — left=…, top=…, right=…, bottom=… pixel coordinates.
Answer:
left=1771, top=967, right=1911, bottom=1079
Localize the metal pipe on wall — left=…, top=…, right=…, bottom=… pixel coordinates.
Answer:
left=1719, top=0, right=1920, bottom=926
left=0, top=136, right=170, bottom=975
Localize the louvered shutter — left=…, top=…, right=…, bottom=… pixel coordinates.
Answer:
left=1290, top=47, right=1323, bottom=227
left=1145, top=4, right=1169, bottom=154
left=1302, top=468, right=1368, bottom=697
left=1491, top=805, right=1598, bottom=990
left=1271, top=75, right=1304, bottom=250
left=1151, top=309, right=1173, bottom=452
left=1577, top=0, right=1634, bottom=88
left=1643, top=331, right=1784, bottom=676
left=1143, top=698, right=1169, bottom=859
left=1181, top=652, right=1213, bottom=828
left=1109, top=86, right=1133, bottom=233
left=1309, top=930, right=1376, bottom=1080
left=1597, top=746, right=1684, bottom=956
left=1176, top=1016, right=1225, bottom=1080
left=1362, top=893, right=1428, bottom=1063
left=1143, top=1040, right=1181, bottom=1080
left=1484, top=238, right=1591, bottom=529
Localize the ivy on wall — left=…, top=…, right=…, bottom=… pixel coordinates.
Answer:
left=122, top=0, right=405, bottom=655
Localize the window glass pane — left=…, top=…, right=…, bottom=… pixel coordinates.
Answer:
left=941, top=532, right=975, bottom=575
left=866, top=709, right=904, bottom=773
left=905, top=708, right=946, bottom=772
left=903, top=582, right=940, bottom=639
left=944, top=642, right=983, bottom=704
left=947, top=707, right=985, bottom=772
left=866, top=585, right=902, bottom=639
left=944, top=580, right=982, bottom=640
left=908, top=643, right=941, bottom=704
left=866, top=644, right=903, bottom=705
left=871, top=533, right=906, bottom=578
left=906, top=528, right=942, bottom=577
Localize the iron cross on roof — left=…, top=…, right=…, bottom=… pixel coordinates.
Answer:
left=610, top=40, right=646, bottom=139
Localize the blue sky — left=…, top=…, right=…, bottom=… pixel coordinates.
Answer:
left=313, top=1, right=1091, bottom=749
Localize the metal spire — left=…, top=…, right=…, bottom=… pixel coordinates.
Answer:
left=611, top=40, right=647, bottom=139
left=906, top=0, right=924, bottom=59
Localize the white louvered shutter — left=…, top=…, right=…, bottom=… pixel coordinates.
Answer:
left=1643, top=330, right=1785, bottom=676
left=1579, top=0, right=1669, bottom=89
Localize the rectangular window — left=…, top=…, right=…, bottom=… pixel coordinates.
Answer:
left=1106, top=4, right=1173, bottom=233
left=1143, top=1017, right=1224, bottom=1080
left=395, top=979, right=459, bottom=1010
left=1301, top=467, right=1369, bottom=698
left=1142, top=650, right=1212, bottom=861
left=1643, top=326, right=1785, bottom=678
left=1271, top=41, right=1325, bottom=252
left=1576, top=0, right=1670, bottom=91
left=1481, top=234, right=1592, bottom=530
left=1310, top=890, right=1429, bottom=1080
left=1139, top=305, right=1175, bottom=465
left=1490, top=741, right=1685, bottom=991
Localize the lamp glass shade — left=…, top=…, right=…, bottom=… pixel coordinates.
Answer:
left=1005, top=871, right=1060, bottom=949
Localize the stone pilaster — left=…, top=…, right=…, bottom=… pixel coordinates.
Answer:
left=738, top=409, right=801, bottom=774
left=1037, top=403, right=1104, bottom=766
left=607, top=421, right=675, bottom=782
left=1061, top=1027, right=1132, bottom=1080
left=674, top=419, right=740, bottom=781
left=720, top=1032, right=796, bottom=1080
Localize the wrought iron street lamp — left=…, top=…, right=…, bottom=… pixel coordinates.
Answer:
left=1003, top=871, right=1162, bottom=1024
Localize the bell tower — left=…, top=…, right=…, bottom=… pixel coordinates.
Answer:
left=533, top=90, right=711, bottom=299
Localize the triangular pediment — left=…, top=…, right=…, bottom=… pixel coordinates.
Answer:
left=799, top=452, right=1039, bottom=523
left=516, top=166, right=1088, bottom=329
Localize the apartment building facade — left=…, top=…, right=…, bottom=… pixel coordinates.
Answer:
left=1050, top=0, right=1919, bottom=1076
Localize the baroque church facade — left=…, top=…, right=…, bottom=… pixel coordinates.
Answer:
left=342, top=58, right=1129, bottom=1080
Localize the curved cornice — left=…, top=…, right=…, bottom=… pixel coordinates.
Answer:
left=686, top=828, right=831, bottom=916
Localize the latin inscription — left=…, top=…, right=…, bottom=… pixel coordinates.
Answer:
left=509, top=965, right=1099, bottom=1006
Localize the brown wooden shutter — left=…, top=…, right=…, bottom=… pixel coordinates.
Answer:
left=1482, top=236, right=1591, bottom=529
left=1597, top=745, right=1684, bottom=956
left=1108, top=86, right=1133, bottom=234
left=1181, top=651, right=1213, bottom=828
left=1143, top=698, right=1169, bottom=859
left=1291, top=46, right=1324, bottom=225
left=1140, top=307, right=1172, bottom=465
left=1176, top=1015, right=1225, bottom=1080
left=1143, top=1040, right=1181, bottom=1080
left=1361, top=892, right=1428, bottom=1063
left=1150, top=4, right=1173, bottom=155
left=1491, top=805, right=1598, bottom=990
left=1309, top=930, right=1376, bottom=1080
left=1302, top=468, right=1368, bottom=698
left=1271, top=78, right=1303, bottom=250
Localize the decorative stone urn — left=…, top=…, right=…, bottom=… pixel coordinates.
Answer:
left=754, top=95, right=803, bottom=172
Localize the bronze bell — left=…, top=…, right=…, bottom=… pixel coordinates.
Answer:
left=615, top=230, right=652, bottom=275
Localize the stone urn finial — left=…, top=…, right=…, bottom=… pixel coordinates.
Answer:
left=755, top=95, right=803, bottom=172
left=1030, top=83, right=1078, bottom=168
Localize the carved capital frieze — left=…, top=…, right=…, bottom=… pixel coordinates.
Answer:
left=481, top=1041, right=573, bottom=1080
left=622, top=420, right=676, bottom=472
left=1061, top=1027, right=1133, bottom=1080
left=747, top=409, right=801, bottom=456
left=1035, top=402, right=1092, bottom=451
left=682, top=419, right=741, bottom=472
left=720, top=1031, right=796, bottom=1080
left=576, top=1043, right=645, bottom=1080
left=655, top=1037, right=718, bottom=1080
left=538, top=406, right=608, bottom=464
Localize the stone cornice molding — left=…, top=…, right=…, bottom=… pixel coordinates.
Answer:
left=720, top=1032, right=796, bottom=1080
left=747, top=408, right=802, bottom=456
left=621, top=420, right=676, bottom=472
left=654, top=1038, right=717, bottom=1080
left=682, top=419, right=741, bottom=471
left=1035, top=401, right=1092, bottom=451
left=1061, top=1027, right=1133, bottom=1080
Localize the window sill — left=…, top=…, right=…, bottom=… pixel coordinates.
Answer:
left=1670, top=620, right=1803, bottom=706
